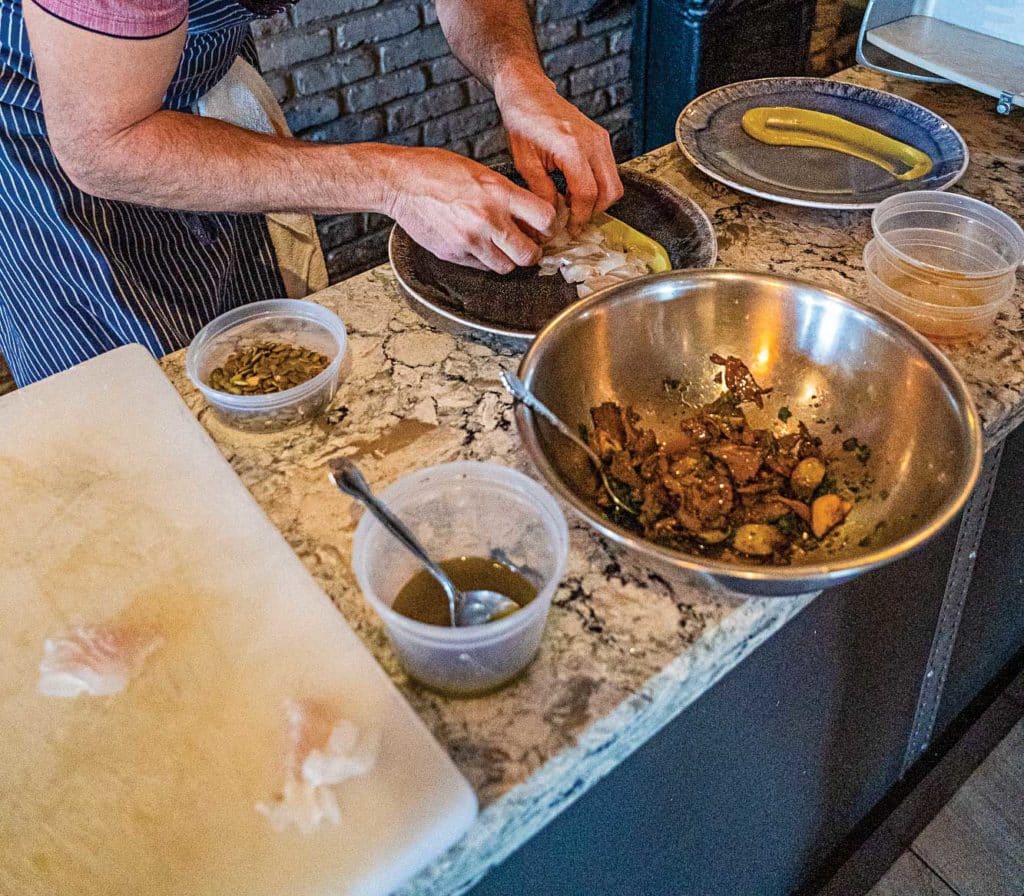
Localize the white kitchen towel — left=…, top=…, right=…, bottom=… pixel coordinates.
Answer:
left=195, top=57, right=329, bottom=298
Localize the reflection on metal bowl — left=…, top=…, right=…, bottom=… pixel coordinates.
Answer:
left=514, top=270, right=982, bottom=597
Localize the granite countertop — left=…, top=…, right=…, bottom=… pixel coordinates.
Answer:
left=160, top=68, right=1023, bottom=895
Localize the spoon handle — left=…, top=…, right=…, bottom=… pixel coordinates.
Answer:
left=501, top=372, right=603, bottom=468
left=328, top=457, right=460, bottom=623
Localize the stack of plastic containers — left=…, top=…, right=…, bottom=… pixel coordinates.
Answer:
left=864, top=191, right=1024, bottom=341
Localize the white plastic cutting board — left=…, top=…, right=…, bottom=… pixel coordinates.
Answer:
left=0, top=345, right=476, bottom=896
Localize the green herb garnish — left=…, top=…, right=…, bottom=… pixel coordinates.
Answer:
left=842, top=437, right=872, bottom=464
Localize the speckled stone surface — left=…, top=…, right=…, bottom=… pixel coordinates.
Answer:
left=161, top=265, right=813, bottom=893
left=159, top=68, right=1023, bottom=894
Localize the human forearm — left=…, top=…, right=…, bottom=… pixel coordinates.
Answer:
left=65, top=112, right=553, bottom=272
left=62, top=110, right=398, bottom=216
left=433, top=0, right=622, bottom=229
left=25, top=0, right=554, bottom=274
left=25, top=0, right=397, bottom=217
left=434, top=0, right=548, bottom=100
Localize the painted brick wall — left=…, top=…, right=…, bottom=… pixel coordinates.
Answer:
left=252, top=0, right=634, bottom=283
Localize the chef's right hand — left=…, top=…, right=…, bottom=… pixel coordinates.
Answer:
left=385, top=148, right=556, bottom=274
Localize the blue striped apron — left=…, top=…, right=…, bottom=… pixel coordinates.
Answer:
left=0, top=0, right=285, bottom=386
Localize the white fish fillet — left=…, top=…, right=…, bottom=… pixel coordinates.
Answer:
left=256, top=699, right=379, bottom=835
left=539, top=196, right=653, bottom=298
left=37, top=623, right=164, bottom=698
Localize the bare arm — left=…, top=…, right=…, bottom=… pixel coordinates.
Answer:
left=24, top=1, right=394, bottom=214
left=434, top=0, right=539, bottom=93
left=435, top=0, right=623, bottom=231
left=24, top=0, right=554, bottom=271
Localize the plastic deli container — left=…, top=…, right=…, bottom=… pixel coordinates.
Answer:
left=865, top=192, right=1024, bottom=341
left=863, top=239, right=1008, bottom=341
left=351, top=462, right=569, bottom=696
left=185, top=299, right=347, bottom=432
left=872, top=191, right=1024, bottom=281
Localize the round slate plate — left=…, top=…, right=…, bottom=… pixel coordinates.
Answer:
left=389, top=164, right=717, bottom=345
left=675, top=77, right=968, bottom=209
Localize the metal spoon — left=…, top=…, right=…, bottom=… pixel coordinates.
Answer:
left=328, top=457, right=520, bottom=627
left=501, top=372, right=638, bottom=517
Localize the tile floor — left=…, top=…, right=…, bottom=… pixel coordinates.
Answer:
left=868, top=717, right=1024, bottom=896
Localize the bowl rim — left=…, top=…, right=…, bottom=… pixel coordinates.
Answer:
left=184, top=298, right=348, bottom=410
left=515, top=269, right=984, bottom=590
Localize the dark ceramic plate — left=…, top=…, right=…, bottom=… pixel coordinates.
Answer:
left=389, top=164, right=717, bottom=345
left=675, top=77, right=968, bottom=209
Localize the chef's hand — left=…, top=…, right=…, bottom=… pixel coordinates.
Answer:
left=386, top=147, right=556, bottom=274
left=495, top=68, right=624, bottom=233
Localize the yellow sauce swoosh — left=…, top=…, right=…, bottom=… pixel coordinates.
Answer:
left=741, top=107, right=933, bottom=181
left=594, top=213, right=671, bottom=272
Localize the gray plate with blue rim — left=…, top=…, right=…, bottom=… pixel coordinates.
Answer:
left=675, top=77, right=968, bottom=209
left=389, top=164, right=717, bottom=347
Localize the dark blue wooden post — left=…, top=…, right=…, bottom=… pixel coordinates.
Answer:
left=632, top=0, right=818, bottom=153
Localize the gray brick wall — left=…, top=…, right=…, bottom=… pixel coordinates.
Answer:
left=252, top=0, right=634, bottom=283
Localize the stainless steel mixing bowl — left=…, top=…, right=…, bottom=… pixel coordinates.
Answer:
left=514, top=270, right=983, bottom=596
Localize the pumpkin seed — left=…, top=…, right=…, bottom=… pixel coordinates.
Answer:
left=206, top=340, right=330, bottom=397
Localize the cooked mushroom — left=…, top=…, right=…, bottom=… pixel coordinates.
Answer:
left=710, top=354, right=773, bottom=408
left=790, top=457, right=827, bottom=499
left=696, top=529, right=730, bottom=545
left=708, top=442, right=764, bottom=484
left=733, top=524, right=784, bottom=557
left=585, top=356, right=868, bottom=565
left=776, top=496, right=812, bottom=524
left=811, top=494, right=853, bottom=539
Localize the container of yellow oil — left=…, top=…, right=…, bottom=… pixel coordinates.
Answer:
left=863, top=191, right=1023, bottom=341
left=392, top=556, right=538, bottom=627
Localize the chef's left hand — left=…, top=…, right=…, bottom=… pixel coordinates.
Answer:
left=495, top=68, right=624, bottom=233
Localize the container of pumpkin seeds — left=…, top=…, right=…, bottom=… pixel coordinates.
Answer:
left=185, top=299, right=347, bottom=432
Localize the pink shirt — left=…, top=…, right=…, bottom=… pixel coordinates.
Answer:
left=33, top=0, right=187, bottom=38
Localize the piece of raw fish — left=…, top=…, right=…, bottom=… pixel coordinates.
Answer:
left=538, top=196, right=653, bottom=298
left=256, top=699, right=379, bottom=834
left=37, top=623, right=164, bottom=698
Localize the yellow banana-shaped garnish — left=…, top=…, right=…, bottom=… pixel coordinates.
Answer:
left=741, top=107, right=933, bottom=181
left=594, top=213, right=671, bottom=271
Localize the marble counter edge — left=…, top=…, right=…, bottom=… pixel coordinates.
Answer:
left=395, top=592, right=816, bottom=895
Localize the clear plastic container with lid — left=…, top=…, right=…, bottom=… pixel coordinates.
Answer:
left=351, top=462, right=569, bottom=696
left=185, top=299, right=348, bottom=432
left=863, top=239, right=1007, bottom=341
left=865, top=191, right=1024, bottom=341
left=872, top=191, right=1024, bottom=280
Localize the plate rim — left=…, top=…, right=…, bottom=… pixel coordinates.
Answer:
left=389, top=226, right=535, bottom=342
left=674, top=76, right=970, bottom=210
left=389, top=168, right=719, bottom=342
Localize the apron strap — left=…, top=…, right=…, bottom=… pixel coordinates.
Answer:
left=195, top=57, right=329, bottom=298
